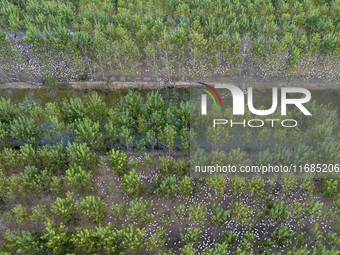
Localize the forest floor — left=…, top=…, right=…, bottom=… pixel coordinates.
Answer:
left=0, top=80, right=339, bottom=90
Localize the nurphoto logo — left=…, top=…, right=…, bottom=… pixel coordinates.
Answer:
left=199, top=82, right=312, bottom=128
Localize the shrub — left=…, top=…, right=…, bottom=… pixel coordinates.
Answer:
left=0, top=121, right=10, bottom=149
left=51, top=192, right=79, bottom=225
left=86, top=92, right=108, bottom=124
left=80, top=195, right=108, bottom=224
left=20, top=166, right=51, bottom=194
left=2, top=230, right=44, bottom=254
left=0, top=98, right=18, bottom=124
left=38, top=143, right=68, bottom=174
left=72, top=227, right=97, bottom=253
left=121, top=169, right=143, bottom=197
left=107, top=149, right=128, bottom=177
left=181, top=227, right=202, bottom=246
left=66, top=142, right=101, bottom=171
left=178, top=176, right=193, bottom=196
left=65, top=166, right=92, bottom=193
left=74, top=117, right=103, bottom=150
left=271, top=224, right=293, bottom=246
left=189, top=203, right=207, bottom=225
left=127, top=198, right=154, bottom=228
left=61, top=97, right=86, bottom=123
left=10, top=116, right=43, bottom=146
left=158, top=175, right=177, bottom=200
left=42, top=220, right=72, bottom=254
left=211, top=203, right=230, bottom=226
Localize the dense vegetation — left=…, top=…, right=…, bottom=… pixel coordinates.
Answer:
left=190, top=97, right=340, bottom=178
left=0, top=0, right=340, bottom=85
left=0, top=91, right=339, bottom=254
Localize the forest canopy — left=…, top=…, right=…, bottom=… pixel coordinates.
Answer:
left=0, top=0, right=340, bottom=84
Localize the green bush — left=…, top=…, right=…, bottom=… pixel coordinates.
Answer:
left=80, top=195, right=108, bottom=224
left=271, top=224, right=293, bottom=246
left=62, top=98, right=86, bottom=123
left=0, top=98, right=18, bottom=124
left=51, top=192, right=79, bottom=225
left=107, top=148, right=128, bottom=177
left=121, top=169, right=143, bottom=197
left=66, top=142, right=101, bottom=171
left=20, top=166, right=51, bottom=194
left=74, top=117, right=103, bottom=150
left=10, top=116, right=43, bottom=146
left=65, top=166, right=92, bottom=193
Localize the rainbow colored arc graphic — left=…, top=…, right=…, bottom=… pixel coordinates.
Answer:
left=198, top=82, right=223, bottom=106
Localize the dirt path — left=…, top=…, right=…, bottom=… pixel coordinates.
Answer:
left=0, top=81, right=339, bottom=90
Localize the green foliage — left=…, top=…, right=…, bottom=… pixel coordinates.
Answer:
left=51, top=192, right=78, bottom=225
left=5, top=204, right=30, bottom=226
left=265, top=197, right=288, bottom=221
left=121, top=169, right=143, bottom=197
left=181, top=227, right=202, bottom=246
left=159, top=124, right=177, bottom=153
left=20, top=165, right=51, bottom=194
left=72, top=227, right=98, bottom=254
left=246, top=178, right=264, bottom=195
left=0, top=98, right=18, bottom=124
left=211, top=203, right=230, bottom=226
left=189, top=203, right=207, bottom=225
left=230, top=178, right=245, bottom=195
left=80, top=195, right=108, bottom=224
left=158, top=175, right=177, bottom=199
left=178, top=176, right=193, bottom=196
left=147, top=227, right=167, bottom=253
left=120, top=225, right=146, bottom=253
left=271, top=224, right=293, bottom=246
left=0, top=0, right=339, bottom=83
left=10, top=116, right=43, bottom=146
left=74, top=117, right=103, bottom=150
left=62, top=98, right=86, bottom=123
left=65, top=166, right=92, bottom=193
left=2, top=230, right=45, bottom=254
left=128, top=198, right=154, bottom=228
left=0, top=83, right=338, bottom=255
left=43, top=73, right=69, bottom=89
left=228, top=148, right=246, bottom=167
left=107, top=148, right=128, bottom=176
left=42, top=220, right=72, bottom=254
left=66, top=142, right=101, bottom=171
left=231, top=202, right=251, bottom=225
left=206, top=178, right=225, bottom=199
left=322, top=178, right=340, bottom=198
left=220, top=231, right=238, bottom=246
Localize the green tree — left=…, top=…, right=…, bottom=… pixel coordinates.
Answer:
left=128, top=198, right=154, bottom=228
left=159, top=124, right=177, bottom=153
left=20, top=165, right=51, bottom=194
left=107, top=148, right=128, bottom=176
left=120, top=225, right=146, bottom=253
left=121, top=169, right=143, bottom=197
left=51, top=192, right=79, bottom=225
left=80, top=195, right=108, bottom=224
left=65, top=166, right=92, bottom=193
left=66, top=142, right=101, bottom=171
left=42, top=220, right=72, bottom=254
left=74, top=117, right=103, bottom=150
left=10, top=116, right=43, bottom=146
left=178, top=176, right=193, bottom=196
